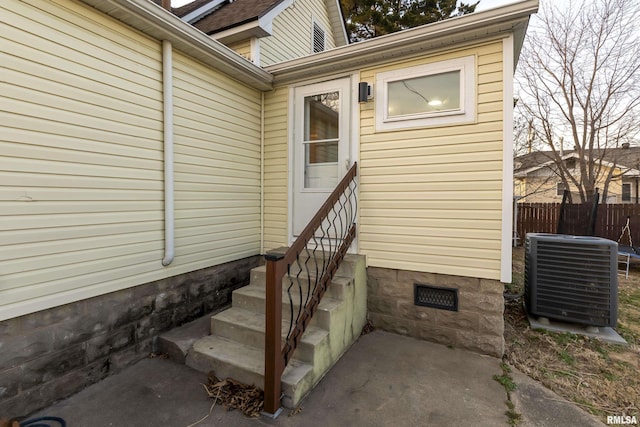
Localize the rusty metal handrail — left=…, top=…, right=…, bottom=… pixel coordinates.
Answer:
left=263, top=162, right=358, bottom=416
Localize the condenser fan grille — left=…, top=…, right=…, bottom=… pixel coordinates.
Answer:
left=525, top=234, right=617, bottom=327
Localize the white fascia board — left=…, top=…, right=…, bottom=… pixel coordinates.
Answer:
left=183, top=0, right=226, bottom=24
left=213, top=20, right=270, bottom=43
left=258, top=0, right=293, bottom=34
left=80, top=0, right=273, bottom=90
left=266, top=0, right=538, bottom=84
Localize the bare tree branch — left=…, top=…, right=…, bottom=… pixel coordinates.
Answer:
left=515, top=0, right=640, bottom=203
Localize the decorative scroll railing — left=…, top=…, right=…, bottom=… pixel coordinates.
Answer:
left=263, top=162, right=358, bottom=416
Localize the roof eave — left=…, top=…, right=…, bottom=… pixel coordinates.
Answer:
left=80, top=0, right=273, bottom=91
left=211, top=19, right=269, bottom=43
left=265, top=0, right=539, bottom=84
left=210, top=0, right=293, bottom=43
left=327, top=0, right=349, bottom=46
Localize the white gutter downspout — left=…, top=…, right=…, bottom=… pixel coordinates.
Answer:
left=162, top=40, right=175, bottom=266
left=260, top=91, right=265, bottom=254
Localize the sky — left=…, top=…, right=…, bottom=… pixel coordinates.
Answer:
left=475, top=0, right=519, bottom=11
left=171, top=0, right=521, bottom=10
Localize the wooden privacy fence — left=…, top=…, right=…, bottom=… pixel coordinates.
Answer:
left=517, top=203, right=640, bottom=246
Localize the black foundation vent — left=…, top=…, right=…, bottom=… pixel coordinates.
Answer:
left=414, top=284, right=458, bottom=311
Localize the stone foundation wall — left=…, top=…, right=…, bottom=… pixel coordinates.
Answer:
left=367, top=267, right=504, bottom=357
left=0, top=255, right=260, bottom=418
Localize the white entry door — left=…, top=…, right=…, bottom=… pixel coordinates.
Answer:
left=292, top=78, right=352, bottom=237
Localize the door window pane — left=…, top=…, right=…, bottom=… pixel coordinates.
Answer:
left=306, top=141, right=338, bottom=164
left=304, top=142, right=338, bottom=188
left=387, top=70, right=460, bottom=117
left=303, top=91, right=340, bottom=189
left=305, top=92, right=339, bottom=141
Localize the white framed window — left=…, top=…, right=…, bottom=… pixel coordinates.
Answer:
left=375, top=56, right=476, bottom=131
left=312, top=21, right=326, bottom=53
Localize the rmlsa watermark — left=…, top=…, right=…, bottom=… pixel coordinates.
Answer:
left=607, top=415, right=638, bottom=425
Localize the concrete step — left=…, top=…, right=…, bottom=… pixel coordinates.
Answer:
left=211, top=307, right=330, bottom=365
left=265, top=248, right=361, bottom=279
left=156, top=310, right=218, bottom=363
left=250, top=264, right=353, bottom=301
left=186, top=335, right=314, bottom=408
left=231, top=284, right=342, bottom=331
left=182, top=253, right=366, bottom=410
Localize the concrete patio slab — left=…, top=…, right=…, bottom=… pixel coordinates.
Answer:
left=510, top=369, right=604, bottom=427
left=27, top=330, right=603, bottom=426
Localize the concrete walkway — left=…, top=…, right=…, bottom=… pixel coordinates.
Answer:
left=29, top=330, right=603, bottom=426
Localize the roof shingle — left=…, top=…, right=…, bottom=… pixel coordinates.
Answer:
left=515, top=147, right=640, bottom=174
left=176, top=0, right=285, bottom=34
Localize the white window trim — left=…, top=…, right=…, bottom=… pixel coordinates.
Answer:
left=500, top=35, right=514, bottom=284
left=375, top=55, right=476, bottom=131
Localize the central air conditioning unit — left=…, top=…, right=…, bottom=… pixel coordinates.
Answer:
left=525, top=233, right=618, bottom=327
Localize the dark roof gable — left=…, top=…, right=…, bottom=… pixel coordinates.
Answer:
left=176, top=0, right=285, bottom=34
left=173, top=0, right=211, bottom=16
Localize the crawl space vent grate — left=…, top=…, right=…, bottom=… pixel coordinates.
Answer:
left=414, top=284, right=458, bottom=311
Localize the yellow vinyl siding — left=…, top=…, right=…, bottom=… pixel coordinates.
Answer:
left=263, top=87, right=290, bottom=250
left=260, top=0, right=336, bottom=66
left=359, top=41, right=505, bottom=280
left=0, top=0, right=261, bottom=321
left=261, top=40, right=508, bottom=280
left=226, top=38, right=253, bottom=62
left=0, top=0, right=163, bottom=319
left=172, top=50, right=262, bottom=266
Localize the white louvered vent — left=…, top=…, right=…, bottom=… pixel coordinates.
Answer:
left=524, top=233, right=618, bottom=327
left=313, top=22, right=325, bottom=53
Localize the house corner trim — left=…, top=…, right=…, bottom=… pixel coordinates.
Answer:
left=501, top=34, right=515, bottom=283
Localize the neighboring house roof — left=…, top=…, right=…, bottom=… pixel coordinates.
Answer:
left=514, top=147, right=640, bottom=178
